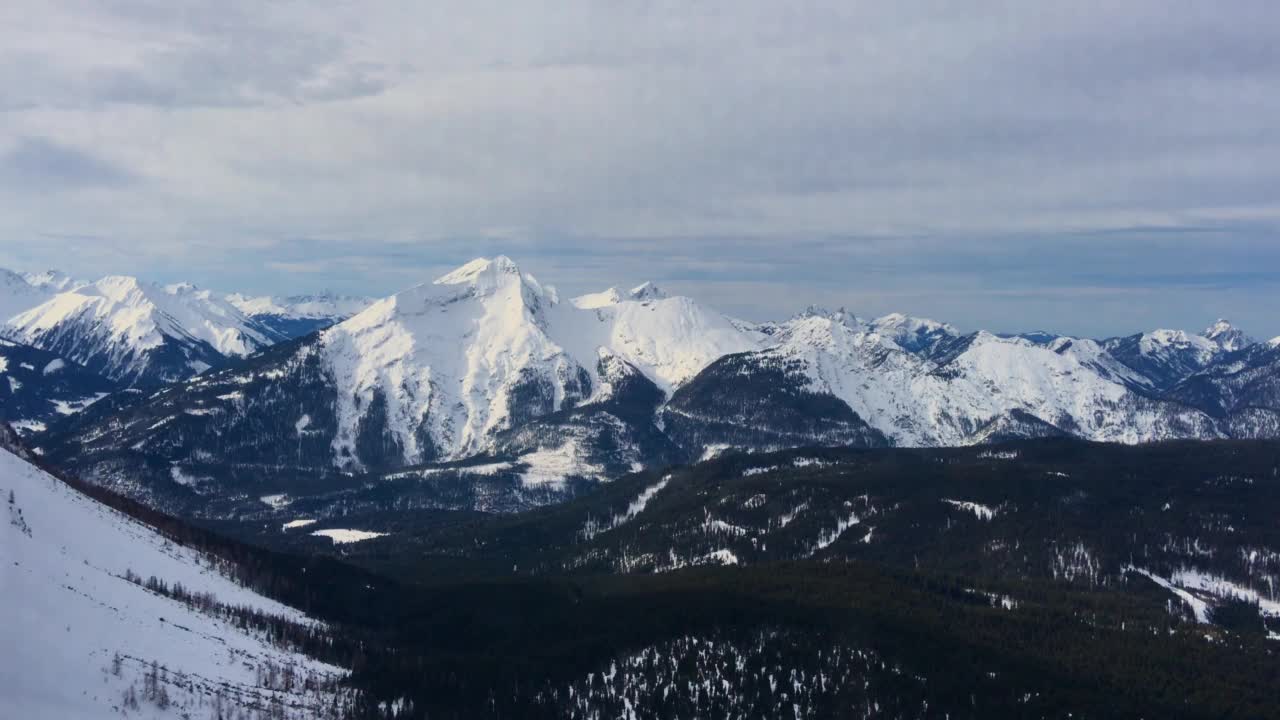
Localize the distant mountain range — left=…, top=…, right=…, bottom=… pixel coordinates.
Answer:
left=16, top=255, right=1278, bottom=517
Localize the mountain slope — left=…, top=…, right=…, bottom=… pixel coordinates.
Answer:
left=1166, top=342, right=1280, bottom=438
left=565, top=282, right=764, bottom=392
left=0, top=339, right=117, bottom=434
left=0, top=441, right=354, bottom=719
left=1102, top=329, right=1223, bottom=391
left=321, top=256, right=596, bottom=468
left=7, top=276, right=285, bottom=386
left=1202, top=318, right=1256, bottom=353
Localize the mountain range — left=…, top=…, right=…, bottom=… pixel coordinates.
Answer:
left=13, top=255, right=1277, bottom=518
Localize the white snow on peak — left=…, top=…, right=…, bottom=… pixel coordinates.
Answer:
left=866, top=313, right=959, bottom=354
left=870, top=312, right=954, bottom=334
left=628, top=281, right=667, bottom=301
left=559, top=292, right=766, bottom=392
left=20, top=269, right=84, bottom=293
left=317, top=257, right=767, bottom=469
left=571, top=282, right=666, bottom=309
left=571, top=287, right=624, bottom=309
left=1200, top=319, right=1255, bottom=352
left=1140, top=328, right=1218, bottom=360
left=434, top=254, right=524, bottom=286
left=8, top=274, right=276, bottom=359
left=322, top=256, right=582, bottom=468
left=765, top=318, right=1213, bottom=446
left=794, top=305, right=864, bottom=328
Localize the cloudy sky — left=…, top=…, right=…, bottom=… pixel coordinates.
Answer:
left=1, top=1, right=1277, bottom=337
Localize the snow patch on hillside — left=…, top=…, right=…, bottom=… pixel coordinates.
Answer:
left=1127, top=566, right=1212, bottom=623
left=518, top=439, right=606, bottom=487
left=943, top=499, right=999, bottom=521
left=580, top=474, right=672, bottom=540
left=807, top=512, right=861, bottom=555
left=311, top=528, right=388, bottom=544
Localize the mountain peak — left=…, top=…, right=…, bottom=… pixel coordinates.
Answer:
left=1200, top=318, right=1255, bottom=352
left=628, top=282, right=667, bottom=301
left=89, top=275, right=149, bottom=303
left=794, top=305, right=862, bottom=326
left=435, top=256, right=521, bottom=286
left=20, top=269, right=82, bottom=292
left=572, top=282, right=669, bottom=309
left=571, top=287, right=623, bottom=309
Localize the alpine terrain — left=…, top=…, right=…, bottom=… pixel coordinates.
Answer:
left=27, top=256, right=1280, bottom=522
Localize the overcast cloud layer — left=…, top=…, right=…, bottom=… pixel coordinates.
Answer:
left=0, top=1, right=1277, bottom=337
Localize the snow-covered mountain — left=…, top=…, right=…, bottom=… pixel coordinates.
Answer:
left=1165, top=341, right=1280, bottom=439
left=6, top=276, right=286, bottom=387
left=37, top=257, right=769, bottom=510
left=0, top=437, right=355, bottom=719
left=30, top=255, right=1280, bottom=516
left=20, top=269, right=86, bottom=293
left=1202, top=318, right=1256, bottom=353
left=227, top=291, right=372, bottom=339
left=1103, top=330, right=1218, bottom=389
left=0, top=268, right=60, bottom=324
left=566, top=280, right=765, bottom=392
left=667, top=316, right=1217, bottom=455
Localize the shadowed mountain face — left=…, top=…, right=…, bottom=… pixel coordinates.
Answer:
left=0, top=340, right=118, bottom=435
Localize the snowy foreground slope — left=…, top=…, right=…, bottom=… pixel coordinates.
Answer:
left=0, top=447, right=353, bottom=719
